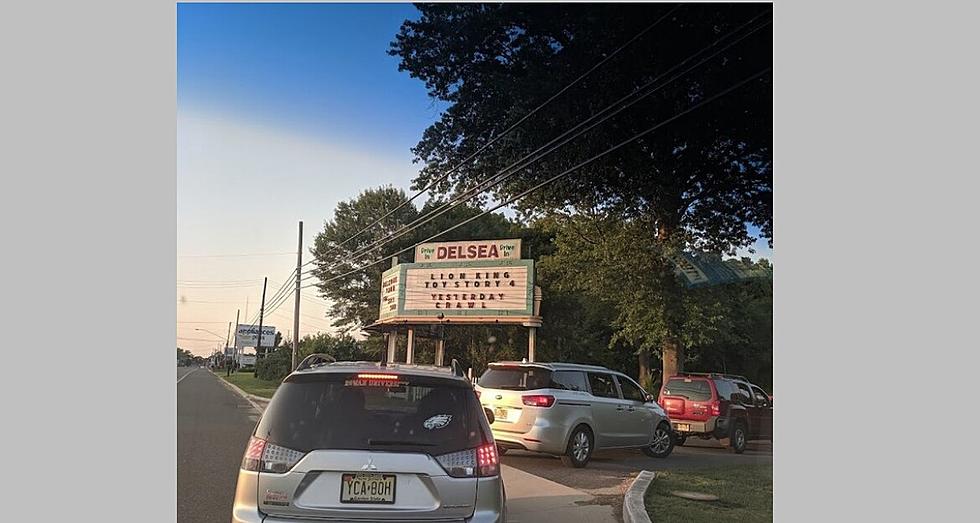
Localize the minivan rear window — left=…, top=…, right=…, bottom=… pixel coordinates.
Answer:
left=254, top=373, right=485, bottom=455
left=478, top=366, right=552, bottom=390
left=663, top=378, right=713, bottom=401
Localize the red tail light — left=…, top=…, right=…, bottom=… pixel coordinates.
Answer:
left=357, top=373, right=399, bottom=380
left=436, top=443, right=499, bottom=477
left=476, top=443, right=499, bottom=476
left=522, top=394, right=555, bottom=407
left=709, top=400, right=722, bottom=417
left=241, top=436, right=306, bottom=473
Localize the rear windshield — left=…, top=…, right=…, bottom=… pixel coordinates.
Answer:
left=255, top=373, right=485, bottom=455
left=478, top=366, right=552, bottom=390
left=663, top=378, right=713, bottom=401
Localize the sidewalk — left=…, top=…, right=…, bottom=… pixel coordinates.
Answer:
left=502, top=464, right=616, bottom=523
left=213, top=370, right=616, bottom=523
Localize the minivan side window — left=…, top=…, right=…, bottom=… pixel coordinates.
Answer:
left=587, top=373, right=620, bottom=399
left=550, top=371, right=589, bottom=392
left=617, top=376, right=647, bottom=402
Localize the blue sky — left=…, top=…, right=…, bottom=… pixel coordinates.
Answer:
left=176, top=3, right=772, bottom=355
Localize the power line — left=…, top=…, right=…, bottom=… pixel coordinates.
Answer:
left=178, top=252, right=296, bottom=258
left=306, top=12, right=772, bottom=280
left=301, top=7, right=681, bottom=270
left=303, top=67, right=771, bottom=289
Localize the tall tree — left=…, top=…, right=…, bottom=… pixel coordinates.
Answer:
left=390, top=3, right=772, bottom=383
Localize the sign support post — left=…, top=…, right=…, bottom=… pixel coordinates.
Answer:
left=406, top=328, right=415, bottom=364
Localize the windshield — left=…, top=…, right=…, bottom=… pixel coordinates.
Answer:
left=478, top=366, right=552, bottom=390
left=254, top=372, right=485, bottom=455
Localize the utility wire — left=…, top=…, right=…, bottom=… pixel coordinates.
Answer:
left=307, top=12, right=772, bottom=278
left=302, top=67, right=771, bottom=289
left=301, top=6, right=681, bottom=270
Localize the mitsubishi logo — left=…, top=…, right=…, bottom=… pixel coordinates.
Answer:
left=360, top=458, right=378, bottom=471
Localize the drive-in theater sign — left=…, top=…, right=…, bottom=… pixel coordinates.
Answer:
left=369, top=239, right=542, bottom=365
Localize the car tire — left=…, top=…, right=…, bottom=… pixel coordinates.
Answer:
left=642, top=422, right=675, bottom=458
left=731, top=422, right=748, bottom=454
left=496, top=445, right=508, bottom=456
left=560, top=425, right=593, bottom=468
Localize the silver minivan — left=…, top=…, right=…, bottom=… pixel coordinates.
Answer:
left=232, top=361, right=505, bottom=522
left=475, top=362, right=674, bottom=467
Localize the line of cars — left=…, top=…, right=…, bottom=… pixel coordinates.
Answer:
left=231, top=358, right=772, bottom=522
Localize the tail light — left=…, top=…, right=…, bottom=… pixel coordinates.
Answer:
left=709, top=400, right=722, bottom=417
left=522, top=394, right=555, bottom=407
left=475, top=390, right=481, bottom=400
left=241, top=436, right=305, bottom=473
left=435, top=443, right=499, bottom=477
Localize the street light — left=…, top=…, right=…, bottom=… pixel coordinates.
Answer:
left=195, top=328, right=225, bottom=341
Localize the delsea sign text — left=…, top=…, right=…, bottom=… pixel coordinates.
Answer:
left=378, top=266, right=400, bottom=319
left=415, top=239, right=521, bottom=263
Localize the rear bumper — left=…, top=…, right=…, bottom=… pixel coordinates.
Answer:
left=491, top=419, right=569, bottom=455
left=670, top=416, right=732, bottom=438
left=231, top=470, right=504, bottom=523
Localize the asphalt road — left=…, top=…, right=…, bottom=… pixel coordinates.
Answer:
left=501, top=437, right=773, bottom=492
left=177, top=367, right=259, bottom=523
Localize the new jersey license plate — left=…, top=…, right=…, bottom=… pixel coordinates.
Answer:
left=675, top=423, right=692, bottom=432
left=340, top=473, right=396, bottom=504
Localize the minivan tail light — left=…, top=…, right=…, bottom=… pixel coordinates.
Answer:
left=241, top=436, right=305, bottom=473
left=436, top=443, right=499, bottom=478
left=522, top=394, right=555, bottom=408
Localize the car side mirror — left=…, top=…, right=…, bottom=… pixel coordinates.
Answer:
left=484, top=407, right=495, bottom=424
left=644, top=393, right=654, bottom=403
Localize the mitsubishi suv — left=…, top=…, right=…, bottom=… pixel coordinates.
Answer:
left=232, top=359, right=506, bottom=523
left=474, top=361, right=674, bottom=468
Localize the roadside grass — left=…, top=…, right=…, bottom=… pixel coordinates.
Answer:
left=644, top=464, right=772, bottom=523
left=219, top=371, right=281, bottom=398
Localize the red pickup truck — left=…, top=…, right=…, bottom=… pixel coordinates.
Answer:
left=658, top=373, right=772, bottom=453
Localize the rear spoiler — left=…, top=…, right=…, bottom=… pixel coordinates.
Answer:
left=295, top=353, right=336, bottom=371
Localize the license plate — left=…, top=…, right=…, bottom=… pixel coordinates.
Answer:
left=340, top=473, right=396, bottom=504
left=494, top=407, right=509, bottom=420
left=675, top=423, right=692, bottom=432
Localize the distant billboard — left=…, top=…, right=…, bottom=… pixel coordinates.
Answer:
left=235, top=324, right=276, bottom=348
left=415, top=239, right=521, bottom=263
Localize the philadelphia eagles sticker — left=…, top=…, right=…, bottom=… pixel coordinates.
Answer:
left=423, top=414, right=453, bottom=430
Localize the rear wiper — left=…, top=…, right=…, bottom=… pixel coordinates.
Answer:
left=367, top=439, right=435, bottom=446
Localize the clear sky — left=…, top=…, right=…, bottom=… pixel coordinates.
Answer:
left=176, top=3, right=772, bottom=356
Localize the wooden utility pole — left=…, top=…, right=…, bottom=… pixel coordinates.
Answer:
left=292, top=221, right=302, bottom=371
left=255, top=277, right=268, bottom=376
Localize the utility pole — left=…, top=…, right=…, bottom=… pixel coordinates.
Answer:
left=292, top=220, right=303, bottom=371
left=255, top=277, right=268, bottom=376
left=233, top=309, right=240, bottom=371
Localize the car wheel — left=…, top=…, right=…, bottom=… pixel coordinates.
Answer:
left=642, top=422, right=675, bottom=458
left=496, top=445, right=508, bottom=456
left=560, top=426, right=593, bottom=468
left=731, top=422, right=747, bottom=454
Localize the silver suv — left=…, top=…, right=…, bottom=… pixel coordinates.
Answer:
left=475, top=362, right=674, bottom=467
left=232, top=360, right=505, bottom=523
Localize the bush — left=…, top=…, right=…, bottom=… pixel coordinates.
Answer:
left=255, top=348, right=292, bottom=381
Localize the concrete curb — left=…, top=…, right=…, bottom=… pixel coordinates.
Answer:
left=623, top=470, right=656, bottom=523
left=210, top=370, right=271, bottom=413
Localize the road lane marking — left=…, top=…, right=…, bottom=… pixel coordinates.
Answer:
left=177, top=368, right=198, bottom=384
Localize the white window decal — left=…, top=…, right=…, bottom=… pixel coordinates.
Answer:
left=423, top=414, right=453, bottom=430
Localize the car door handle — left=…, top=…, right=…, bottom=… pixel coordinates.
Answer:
left=616, top=406, right=625, bottom=411
left=627, top=406, right=635, bottom=412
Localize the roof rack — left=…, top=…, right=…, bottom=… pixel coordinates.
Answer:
left=295, top=353, right=336, bottom=371
left=680, top=371, right=750, bottom=382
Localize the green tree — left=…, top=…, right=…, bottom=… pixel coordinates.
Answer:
left=390, top=3, right=772, bottom=383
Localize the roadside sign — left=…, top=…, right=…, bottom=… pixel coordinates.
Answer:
left=235, top=324, right=276, bottom=348
left=414, top=239, right=521, bottom=263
